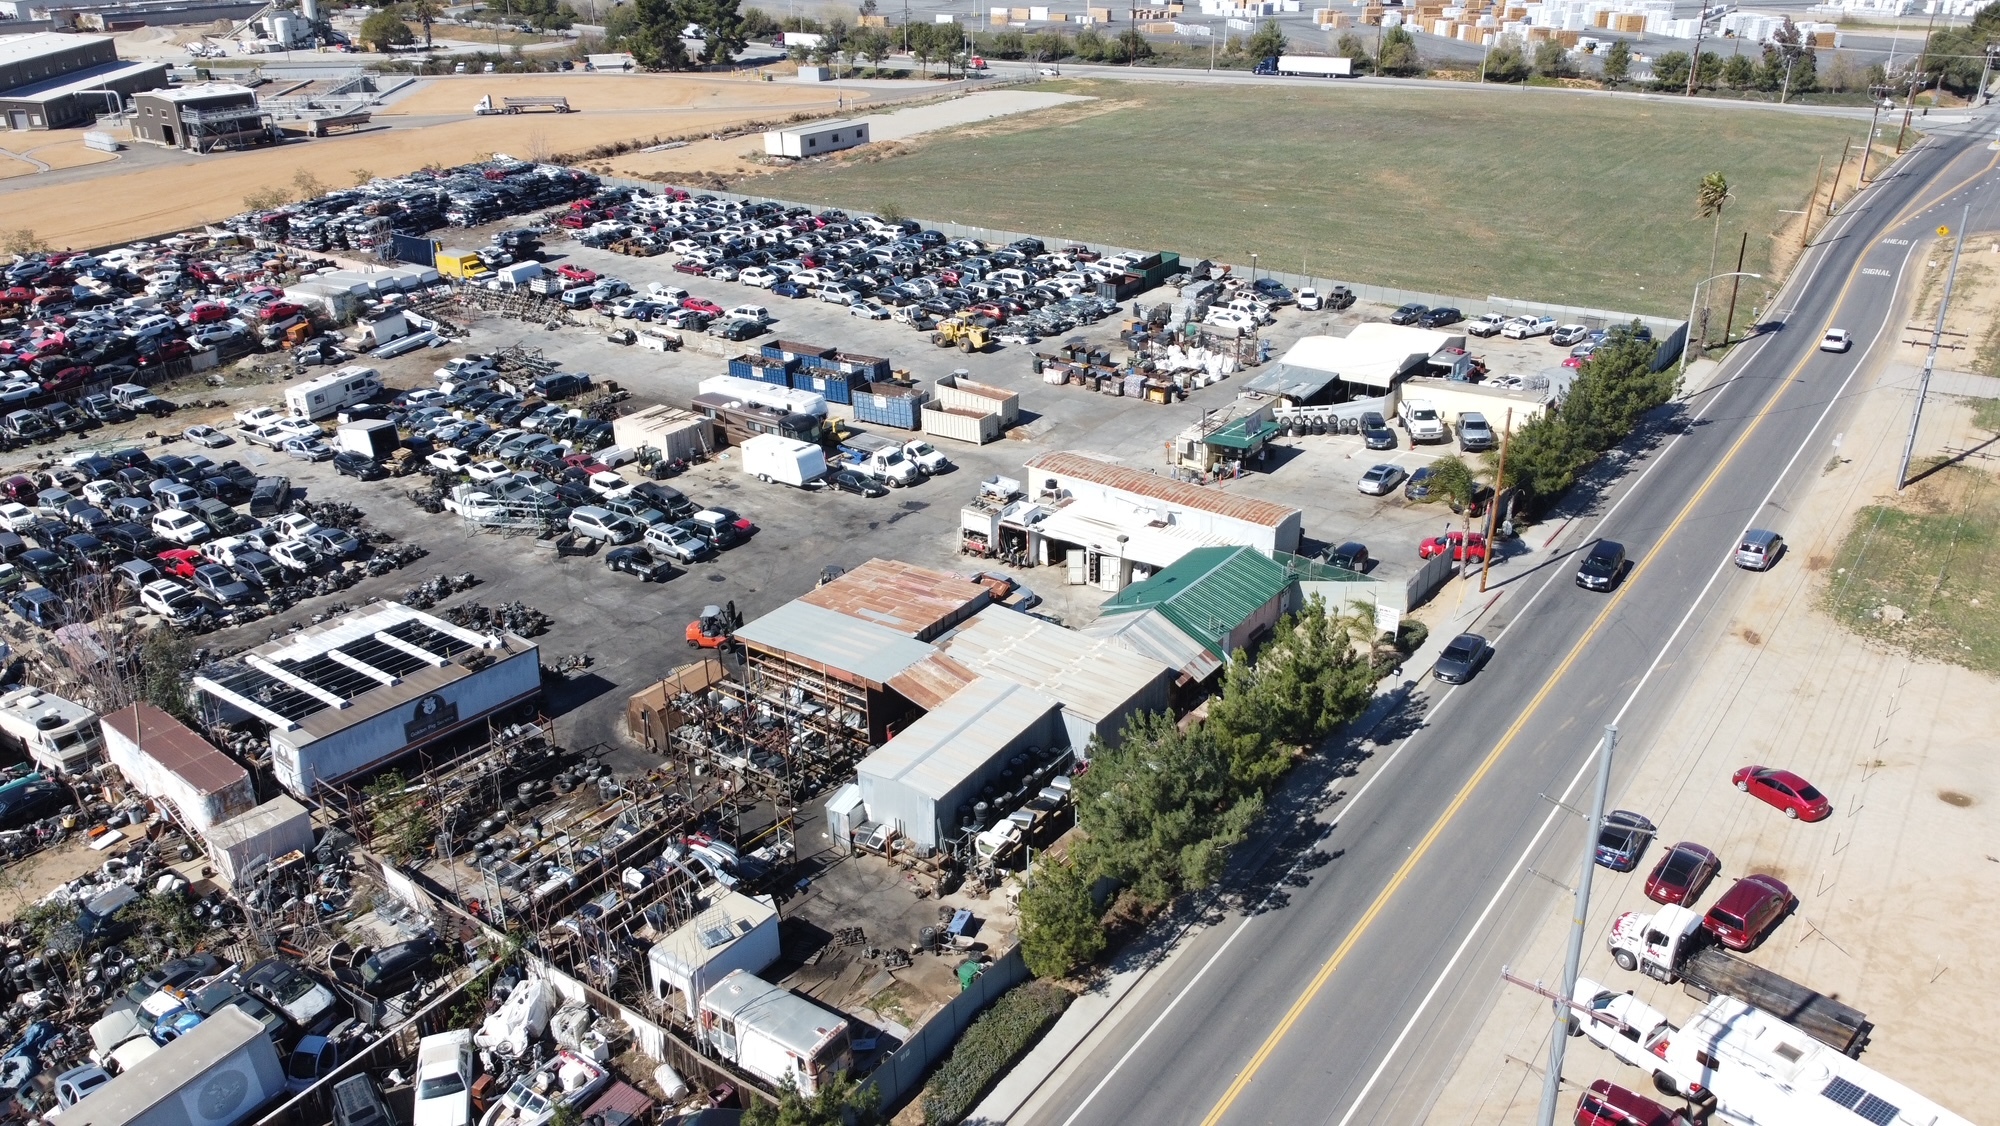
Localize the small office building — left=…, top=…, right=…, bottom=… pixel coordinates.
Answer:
left=763, top=118, right=870, bottom=158
left=1097, top=546, right=1295, bottom=664
left=131, top=82, right=272, bottom=152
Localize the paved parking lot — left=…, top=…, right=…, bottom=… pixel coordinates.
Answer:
left=174, top=233, right=1576, bottom=769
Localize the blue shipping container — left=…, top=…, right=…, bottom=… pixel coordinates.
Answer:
left=793, top=370, right=861, bottom=405
left=829, top=352, right=892, bottom=382
left=728, top=355, right=796, bottom=385
left=762, top=340, right=836, bottom=364
left=852, top=388, right=924, bottom=430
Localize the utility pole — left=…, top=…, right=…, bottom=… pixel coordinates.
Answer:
left=1479, top=407, right=1511, bottom=594
left=1827, top=138, right=1849, bottom=218
left=1860, top=95, right=1884, bottom=182
left=1685, top=5, right=1706, bottom=95
left=1721, top=231, right=1748, bottom=347
left=1800, top=155, right=1823, bottom=249
left=1535, top=725, right=1617, bottom=1126
left=1977, top=42, right=2000, bottom=104
left=1898, top=208, right=1969, bottom=490
left=1899, top=8, right=1939, bottom=150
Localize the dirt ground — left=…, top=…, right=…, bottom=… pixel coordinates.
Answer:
left=0, top=73, right=860, bottom=249
left=1425, top=234, right=2000, bottom=1123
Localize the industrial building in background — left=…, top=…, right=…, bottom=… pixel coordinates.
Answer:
left=0, top=32, right=166, bottom=130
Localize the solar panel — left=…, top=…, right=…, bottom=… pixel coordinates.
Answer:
left=1824, top=1078, right=1867, bottom=1110
left=208, top=665, right=328, bottom=722
left=339, top=636, right=431, bottom=678
left=1854, top=1095, right=1902, bottom=1125
left=385, top=618, right=475, bottom=658
left=285, top=654, right=377, bottom=701
left=1823, top=1077, right=1900, bottom=1124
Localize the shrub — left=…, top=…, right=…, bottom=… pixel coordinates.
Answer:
left=920, top=981, right=1071, bottom=1125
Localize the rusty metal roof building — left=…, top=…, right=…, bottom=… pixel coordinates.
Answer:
left=1080, top=609, right=1225, bottom=685
left=1025, top=451, right=1303, bottom=555
left=101, top=703, right=256, bottom=832
left=887, top=652, right=980, bottom=711
left=798, top=558, right=992, bottom=641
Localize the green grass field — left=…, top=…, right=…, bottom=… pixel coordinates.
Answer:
left=755, top=81, right=1861, bottom=316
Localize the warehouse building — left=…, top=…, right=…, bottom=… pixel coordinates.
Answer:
left=193, top=602, right=541, bottom=798
left=1081, top=609, right=1225, bottom=686
left=799, top=558, right=991, bottom=641
left=853, top=676, right=1061, bottom=851
left=938, top=605, right=1171, bottom=752
left=130, top=82, right=273, bottom=152
left=0, top=32, right=166, bottom=130
left=1024, top=451, right=1304, bottom=588
left=763, top=118, right=869, bottom=158
left=101, top=703, right=256, bottom=832
left=647, top=885, right=780, bottom=1019
left=733, top=601, right=936, bottom=746
left=1097, top=546, right=1296, bottom=663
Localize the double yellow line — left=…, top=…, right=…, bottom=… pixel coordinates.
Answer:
left=1193, top=137, right=2000, bottom=1126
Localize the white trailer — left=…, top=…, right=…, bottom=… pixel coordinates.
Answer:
left=0, top=686, right=101, bottom=775
left=1276, top=54, right=1352, bottom=76
left=739, top=434, right=827, bottom=488
left=335, top=419, right=399, bottom=459
left=286, top=366, right=382, bottom=421
left=488, top=261, right=543, bottom=290
left=697, top=971, right=852, bottom=1096
left=697, top=375, right=827, bottom=419
left=62, top=1006, right=286, bottom=1126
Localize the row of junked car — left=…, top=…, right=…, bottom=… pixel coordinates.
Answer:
left=554, top=195, right=1128, bottom=339
left=0, top=442, right=365, bottom=629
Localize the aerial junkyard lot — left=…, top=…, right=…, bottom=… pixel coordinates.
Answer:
left=0, top=155, right=1784, bottom=1126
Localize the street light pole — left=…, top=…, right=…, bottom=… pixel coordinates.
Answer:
left=1681, top=271, right=1761, bottom=376
left=1534, top=725, right=1618, bottom=1126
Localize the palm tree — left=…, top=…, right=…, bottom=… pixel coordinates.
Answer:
left=409, top=0, right=440, bottom=48
left=1695, top=171, right=1731, bottom=345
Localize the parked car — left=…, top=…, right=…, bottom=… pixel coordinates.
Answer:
left=1457, top=412, right=1496, bottom=452
left=1643, top=841, right=1720, bottom=906
left=1551, top=324, right=1591, bottom=346
left=828, top=469, right=887, bottom=497
left=1702, top=873, right=1793, bottom=950
left=605, top=546, right=675, bottom=582
left=1734, top=528, right=1782, bottom=571
left=567, top=506, right=639, bottom=544
left=340, top=937, right=439, bottom=999
left=139, top=579, right=205, bottom=626
left=1322, top=541, right=1369, bottom=573
left=1575, top=540, right=1626, bottom=591
left=1502, top=315, right=1557, bottom=339
left=1575, top=1080, right=1684, bottom=1126
left=1416, top=306, right=1463, bottom=328
left=1431, top=633, right=1490, bottom=684
left=1731, top=765, right=1831, bottom=821
left=191, top=563, right=253, bottom=606
left=0, top=776, right=67, bottom=827
left=183, top=425, right=232, bottom=448
left=333, top=451, right=385, bottom=480
left=1388, top=303, right=1428, bottom=325
left=1361, top=420, right=1396, bottom=450
left=1466, top=312, right=1508, bottom=338
left=1592, top=810, right=1656, bottom=872
left=1356, top=464, right=1405, bottom=496
left=1418, top=530, right=1486, bottom=562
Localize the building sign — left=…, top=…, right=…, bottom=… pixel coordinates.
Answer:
left=404, top=693, right=459, bottom=742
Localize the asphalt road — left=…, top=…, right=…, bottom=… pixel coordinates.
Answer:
left=1013, top=113, right=2000, bottom=1126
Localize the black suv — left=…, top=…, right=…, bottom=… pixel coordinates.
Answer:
left=333, top=451, right=384, bottom=480
left=1575, top=540, right=1627, bottom=592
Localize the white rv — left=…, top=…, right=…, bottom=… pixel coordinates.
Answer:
left=286, top=366, right=382, bottom=421
left=0, top=687, right=102, bottom=775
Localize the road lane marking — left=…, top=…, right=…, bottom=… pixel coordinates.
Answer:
left=1194, top=137, right=2000, bottom=1126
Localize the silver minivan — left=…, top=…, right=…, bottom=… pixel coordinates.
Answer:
left=1735, top=529, right=1783, bottom=571
left=568, top=506, right=639, bottom=544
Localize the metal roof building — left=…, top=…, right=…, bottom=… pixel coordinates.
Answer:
left=0, top=34, right=167, bottom=131
left=1025, top=451, right=1303, bottom=556
left=1098, top=546, right=1295, bottom=662
left=798, top=558, right=992, bottom=641
left=855, top=676, right=1060, bottom=850
left=939, top=605, right=1171, bottom=752
left=193, top=602, right=540, bottom=798
left=1081, top=609, right=1225, bottom=685
left=101, top=703, right=255, bottom=832
left=1244, top=323, right=1465, bottom=403
left=734, top=600, right=937, bottom=744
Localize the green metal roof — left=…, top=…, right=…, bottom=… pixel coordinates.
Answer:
left=1100, top=546, right=1293, bottom=659
left=1203, top=417, right=1280, bottom=451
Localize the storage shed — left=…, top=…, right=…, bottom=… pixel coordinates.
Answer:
left=203, top=796, right=315, bottom=888
left=610, top=405, right=715, bottom=464
left=762, top=118, right=870, bottom=158
left=939, top=605, right=1171, bottom=753
left=855, top=676, right=1060, bottom=850
left=647, top=886, right=781, bottom=1018
left=1246, top=323, right=1466, bottom=404
left=625, top=657, right=729, bottom=751
left=101, top=703, right=255, bottom=832
left=1097, top=546, right=1295, bottom=662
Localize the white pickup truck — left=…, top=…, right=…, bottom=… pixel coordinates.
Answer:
left=1399, top=398, right=1446, bottom=443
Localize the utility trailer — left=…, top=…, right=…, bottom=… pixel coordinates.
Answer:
left=475, top=95, right=573, bottom=115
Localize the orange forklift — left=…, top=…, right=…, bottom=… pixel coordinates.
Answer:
left=686, top=602, right=743, bottom=650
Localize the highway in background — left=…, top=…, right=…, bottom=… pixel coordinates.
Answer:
left=1014, top=111, right=2000, bottom=1126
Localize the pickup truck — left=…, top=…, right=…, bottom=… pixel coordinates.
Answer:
left=1502, top=315, right=1557, bottom=339
left=1398, top=398, right=1446, bottom=443
left=1466, top=312, right=1508, bottom=338
left=838, top=433, right=920, bottom=487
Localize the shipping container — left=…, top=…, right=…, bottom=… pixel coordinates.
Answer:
left=851, top=385, right=925, bottom=430
left=761, top=340, right=837, bottom=364
left=823, top=351, right=892, bottom=382
left=921, top=405, right=1001, bottom=445
left=934, top=371, right=1019, bottom=427
left=790, top=369, right=861, bottom=405
left=726, top=354, right=797, bottom=386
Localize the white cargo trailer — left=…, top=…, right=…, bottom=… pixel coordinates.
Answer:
left=697, top=971, right=852, bottom=1096
left=738, top=434, right=827, bottom=488
left=696, top=375, right=826, bottom=419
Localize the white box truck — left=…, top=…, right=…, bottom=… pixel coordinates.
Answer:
left=740, top=434, right=827, bottom=487
left=1257, top=54, right=1353, bottom=76
left=697, top=971, right=851, bottom=1097
left=61, top=1006, right=285, bottom=1126
left=335, top=419, right=399, bottom=459
left=0, top=686, right=102, bottom=775
left=286, top=366, right=382, bottom=421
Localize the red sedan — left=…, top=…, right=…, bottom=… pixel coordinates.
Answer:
left=681, top=297, right=723, bottom=315
left=1643, top=841, right=1720, bottom=906
left=156, top=548, right=202, bottom=578
left=1702, top=873, right=1792, bottom=951
left=1732, top=765, right=1831, bottom=821
left=1575, top=1081, right=1680, bottom=1126
left=1418, top=530, right=1487, bottom=563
